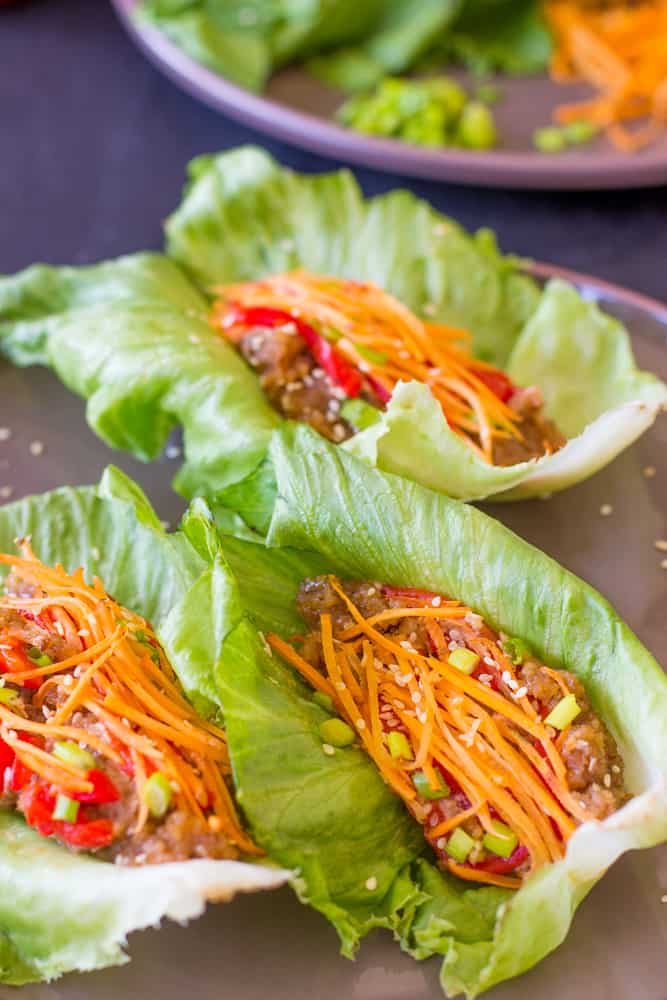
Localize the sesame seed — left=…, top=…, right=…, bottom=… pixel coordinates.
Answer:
left=54, top=621, right=64, bottom=636
left=478, top=673, right=493, bottom=685
left=160, top=520, right=171, bottom=532
left=433, top=223, right=449, bottom=237
left=411, top=691, right=422, bottom=704
left=599, top=504, right=613, bottom=517
left=208, top=815, right=223, bottom=832
left=431, top=596, right=441, bottom=607
left=588, top=757, right=598, bottom=772
left=62, top=674, right=74, bottom=688
left=399, top=640, right=414, bottom=651
left=335, top=681, right=346, bottom=691
left=514, top=686, right=528, bottom=699
left=322, top=743, right=335, bottom=756
left=357, top=719, right=366, bottom=730
left=393, top=699, right=405, bottom=710
left=29, top=440, right=44, bottom=457
left=91, top=547, right=100, bottom=561
left=603, top=773, right=612, bottom=788
left=483, top=656, right=495, bottom=667
left=429, top=812, right=440, bottom=827
left=165, top=444, right=181, bottom=460
left=501, top=670, right=512, bottom=685
left=661, top=559, right=667, bottom=570
left=655, top=540, right=667, bottom=552
left=77, top=628, right=90, bottom=637
left=365, top=876, right=377, bottom=891
left=436, top=837, right=446, bottom=850
left=0, top=428, right=11, bottom=442
left=507, top=678, right=519, bottom=691
left=643, top=466, right=657, bottom=478
left=416, top=709, right=427, bottom=724
left=0, top=486, right=13, bottom=500
left=661, top=894, right=667, bottom=904
left=366, top=587, right=376, bottom=597
left=611, top=764, right=621, bottom=774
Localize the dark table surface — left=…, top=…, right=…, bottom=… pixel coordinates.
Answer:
left=1, top=0, right=666, bottom=301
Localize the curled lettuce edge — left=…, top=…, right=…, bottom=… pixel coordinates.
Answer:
left=0, top=468, right=289, bottom=984
left=206, top=424, right=667, bottom=998
left=1, top=148, right=664, bottom=506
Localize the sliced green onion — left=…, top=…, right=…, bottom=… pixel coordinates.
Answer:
left=142, top=771, right=173, bottom=818
left=387, top=731, right=413, bottom=761
left=447, top=648, right=480, bottom=674
left=53, top=795, right=79, bottom=823
left=412, top=770, right=450, bottom=800
left=313, top=691, right=334, bottom=713
left=533, top=126, right=567, bottom=153
left=318, top=718, right=356, bottom=748
left=53, top=741, right=95, bottom=771
left=27, top=647, right=52, bottom=667
left=500, top=636, right=530, bottom=666
left=353, top=342, right=389, bottom=365
left=340, top=398, right=382, bottom=431
left=562, top=120, right=598, bottom=145
left=457, top=102, right=497, bottom=150
left=544, top=693, right=581, bottom=731
left=482, top=820, right=518, bottom=859
left=446, top=828, right=475, bottom=863
left=0, top=686, right=20, bottom=705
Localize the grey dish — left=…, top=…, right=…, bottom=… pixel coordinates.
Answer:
left=111, top=0, right=667, bottom=191
left=0, top=263, right=665, bottom=1000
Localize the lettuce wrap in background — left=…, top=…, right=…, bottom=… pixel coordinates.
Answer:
left=135, top=0, right=549, bottom=93
left=185, top=424, right=667, bottom=998
left=1, top=147, right=664, bottom=504
left=0, top=468, right=288, bottom=984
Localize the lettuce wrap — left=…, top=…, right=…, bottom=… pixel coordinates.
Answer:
left=0, top=468, right=288, bottom=984
left=181, top=424, right=667, bottom=998
left=1, top=148, right=664, bottom=504
left=135, top=0, right=549, bottom=92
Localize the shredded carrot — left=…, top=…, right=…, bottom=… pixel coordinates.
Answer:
left=272, top=575, right=623, bottom=890
left=546, top=0, right=667, bottom=151
left=0, top=543, right=260, bottom=856
left=210, top=271, right=531, bottom=464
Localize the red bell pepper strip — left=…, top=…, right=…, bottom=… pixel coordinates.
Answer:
left=474, top=368, right=517, bottom=403
left=69, top=768, right=120, bottom=805
left=0, top=638, right=40, bottom=689
left=0, top=734, right=14, bottom=780
left=471, top=844, right=529, bottom=875
left=226, top=304, right=363, bottom=398
left=19, top=781, right=114, bottom=849
left=381, top=585, right=442, bottom=604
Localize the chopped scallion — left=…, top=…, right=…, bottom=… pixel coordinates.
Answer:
left=142, top=771, right=173, bottom=818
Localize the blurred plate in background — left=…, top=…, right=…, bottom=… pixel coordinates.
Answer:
left=112, top=0, right=667, bottom=190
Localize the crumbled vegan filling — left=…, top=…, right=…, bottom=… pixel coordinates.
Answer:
left=273, top=575, right=626, bottom=888
left=212, top=270, right=567, bottom=465
left=0, top=545, right=260, bottom=865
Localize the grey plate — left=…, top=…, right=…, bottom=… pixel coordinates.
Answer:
left=0, top=264, right=665, bottom=1000
left=111, top=0, right=667, bottom=191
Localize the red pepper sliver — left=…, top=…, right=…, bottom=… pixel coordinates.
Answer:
left=69, top=769, right=120, bottom=805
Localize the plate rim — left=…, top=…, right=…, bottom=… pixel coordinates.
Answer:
left=112, top=0, right=667, bottom=192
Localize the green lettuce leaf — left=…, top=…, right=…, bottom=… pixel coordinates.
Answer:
left=2, top=150, right=664, bottom=505
left=136, top=0, right=395, bottom=92
left=204, top=424, right=667, bottom=997
left=0, top=253, right=279, bottom=499
left=0, top=470, right=288, bottom=983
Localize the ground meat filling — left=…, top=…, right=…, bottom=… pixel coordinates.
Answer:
left=296, top=576, right=626, bottom=877
left=239, top=324, right=565, bottom=462
left=240, top=325, right=362, bottom=442
left=0, top=571, right=242, bottom=865
left=491, top=387, right=567, bottom=466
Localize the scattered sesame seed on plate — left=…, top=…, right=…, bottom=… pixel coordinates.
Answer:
left=322, top=743, right=335, bottom=756
left=0, top=428, right=11, bottom=442
left=0, top=486, right=13, bottom=500
left=365, top=876, right=378, bottom=891
left=29, top=440, right=44, bottom=456
left=599, top=504, right=613, bottom=517
left=654, top=539, right=667, bottom=552
left=661, top=894, right=667, bottom=904
left=643, top=466, right=657, bottom=478
left=661, top=559, right=667, bottom=570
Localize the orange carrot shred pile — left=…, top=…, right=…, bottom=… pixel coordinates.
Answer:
left=546, top=0, right=667, bottom=151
